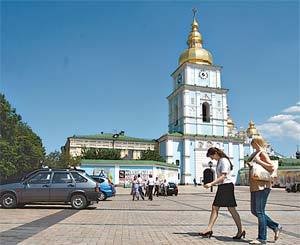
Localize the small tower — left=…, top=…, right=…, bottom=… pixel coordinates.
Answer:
left=246, top=120, right=260, bottom=138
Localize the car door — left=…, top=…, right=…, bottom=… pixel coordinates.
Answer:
left=50, top=172, right=75, bottom=202
left=22, top=172, right=51, bottom=203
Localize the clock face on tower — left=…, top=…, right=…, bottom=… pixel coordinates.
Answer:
left=199, top=70, right=208, bottom=79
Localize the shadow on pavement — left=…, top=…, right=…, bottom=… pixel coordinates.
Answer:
left=214, top=235, right=250, bottom=243
left=7, top=205, right=97, bottom=210
left=173, top=233, right=250, bottom=243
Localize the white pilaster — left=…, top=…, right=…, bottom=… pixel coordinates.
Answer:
left=115, top=164, right=119, bottom=185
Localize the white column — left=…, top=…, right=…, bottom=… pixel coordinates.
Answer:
left=183, top=139, right=192, bottom=184
left=228, top=142, right=233, bottom=159
left=115, top=164, right=119, bottom=185
left=166, top=139, right=173, bottom=164
left=239, top=143, right=244, bottom=170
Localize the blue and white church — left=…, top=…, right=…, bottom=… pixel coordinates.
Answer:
left=158, top=13, right=258, bottom=184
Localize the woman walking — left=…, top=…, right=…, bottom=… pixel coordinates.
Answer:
left=248, top=138, right=282, bottom=244
left=199, top=147, right=245, bottom=239
left=131, top=175, right=140, bottom=201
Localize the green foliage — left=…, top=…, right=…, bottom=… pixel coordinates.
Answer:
left=140, top=149, right=165, bottom=162
left=278, top=158, right=300, bottom=166
left=270, top=156, right=279, bottom=160
left=0, top=93, right=45, bottom=178
left=81, top=148, right=121, bottom=160
left=44, top=150, right=81, bottom=168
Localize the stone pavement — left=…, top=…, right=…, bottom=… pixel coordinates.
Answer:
left=0, top=186, right=299, bottom=245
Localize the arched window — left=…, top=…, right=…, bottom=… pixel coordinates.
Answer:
left=202, top=102, right=210, bottom=122
left=174, top=104, right=178, bottom=125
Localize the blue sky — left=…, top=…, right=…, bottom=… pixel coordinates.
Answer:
left=1, top=1, right=299, bottom=157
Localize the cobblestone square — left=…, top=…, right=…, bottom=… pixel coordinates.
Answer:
left=0, top=186, right=299, bottom=245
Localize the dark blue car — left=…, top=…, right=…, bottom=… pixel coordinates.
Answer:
left=89, top=176, right=116, bottom=201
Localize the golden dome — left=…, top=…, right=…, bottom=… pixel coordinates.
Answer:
left=179, top=12, right=213, bottom=66
left=227, top=117, right=235, bottom=130
left=246, top=120, right=260, bottom=138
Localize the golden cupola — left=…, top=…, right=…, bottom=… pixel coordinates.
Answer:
left=227, top=116, right=235, bottom=132
left=179, top=11, right=213, bottom=66
left=246, top=120, right=260, bottom=138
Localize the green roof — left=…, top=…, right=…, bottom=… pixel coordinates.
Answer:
left=81, top=159, right=179, bottom=169
left=279, top=158, right=300, bottom=165
left=71, top=133, right=156, bottom=143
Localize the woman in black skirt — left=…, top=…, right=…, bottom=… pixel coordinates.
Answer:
left=199, top=147, right=245, bottom=239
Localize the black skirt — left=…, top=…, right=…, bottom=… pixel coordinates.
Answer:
left=213, top=182, right=237, bottom=207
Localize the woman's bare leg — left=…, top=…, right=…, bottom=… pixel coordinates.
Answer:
left=202, top=205, right=219, bottom=232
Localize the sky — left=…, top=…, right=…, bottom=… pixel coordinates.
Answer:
left=1, top=0, right=299, bottom=157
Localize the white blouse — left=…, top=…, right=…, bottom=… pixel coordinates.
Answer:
left=216, top=158, right=233, bottom=185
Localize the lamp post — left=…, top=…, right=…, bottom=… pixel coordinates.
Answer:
left=112, top=133, right=119, bottom=149
left=208, top=161, right=213, bottom=192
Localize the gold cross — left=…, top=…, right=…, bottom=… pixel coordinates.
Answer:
left=192, top=8, right=197, bottom=18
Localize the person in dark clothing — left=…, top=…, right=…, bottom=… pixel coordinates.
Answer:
left=154, top=177, right=160, bottom=197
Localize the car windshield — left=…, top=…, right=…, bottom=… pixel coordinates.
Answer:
left=82, top=173, right=98, bottom=183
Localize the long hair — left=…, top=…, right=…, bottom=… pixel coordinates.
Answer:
left=251, top=137, right=267, bottom=149
left=206, top=147, right=233, bottom=170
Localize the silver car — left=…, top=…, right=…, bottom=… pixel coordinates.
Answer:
left=0, top=168, right=100, bottom=209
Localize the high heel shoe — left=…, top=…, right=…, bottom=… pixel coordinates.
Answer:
left=199, top=231, right=213, bottom=238
left=233, top=230, right=246, bottom=239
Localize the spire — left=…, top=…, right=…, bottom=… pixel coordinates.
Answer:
left=188, top=8, right=202, bottom=48
left=178, top=9, right=213, bottom=66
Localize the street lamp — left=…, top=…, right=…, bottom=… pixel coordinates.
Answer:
left=112, top=133, right=119, bottom=149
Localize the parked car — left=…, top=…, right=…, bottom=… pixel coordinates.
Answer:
left=285, top=182, right=300, bottom=193
left=89, top=175, right=116, bottom=201
left=0, top=168, right=100, bottom=209
left=159, top=182, right=178, bottom=196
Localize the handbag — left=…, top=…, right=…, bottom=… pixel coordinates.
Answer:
left=248, top=151, right=272, bottom=182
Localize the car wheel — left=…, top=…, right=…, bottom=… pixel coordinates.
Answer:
left=98, top=191, right=107, bottom=201
left=1, top=193, right=17, bottom=208
left=70, top=194, right=87, bottom=210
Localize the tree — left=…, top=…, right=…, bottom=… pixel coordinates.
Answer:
left=81, top=148, right=121, bottom=160
left=44, top=150, right=81, bottom=168
left=0, top=93, right=45, bottom=178
left=140, top=149, right=165, bottom=162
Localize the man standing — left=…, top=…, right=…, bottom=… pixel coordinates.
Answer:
left=147, top=174, right=155, bottom=201
left=137, top=174, right=145, bottom=200
left=154, top=177, right=160, bottom=197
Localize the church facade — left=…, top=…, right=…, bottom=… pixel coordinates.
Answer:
left=157, top=13, right=256, bottom=184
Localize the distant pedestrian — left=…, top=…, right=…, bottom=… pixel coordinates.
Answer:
left=131, top=175, right=140, bottom=201
left=163, top=179, right=168, bottom=196
left=154, top=177, right=160, bottom=197
left=147, top=174, right=155, bottom=201
left=193, top=178, right=197, bottom=186
left=137, top=174, right=145, bottom=200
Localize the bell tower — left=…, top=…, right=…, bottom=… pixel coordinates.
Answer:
left=168, top=9, right=229, bottom=137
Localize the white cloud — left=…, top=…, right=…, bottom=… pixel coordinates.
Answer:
left=267, top=114, right=297, bottom=123
left=257, top=102, right=300, bottom=140
left=283, top=103, right=300, bottom=113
